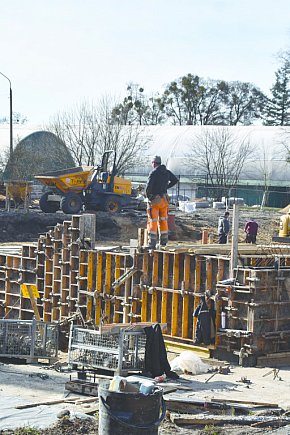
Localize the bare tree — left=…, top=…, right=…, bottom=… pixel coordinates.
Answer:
left=0, top=147, right=9, bottom=178
left=47, top=101, right=100, bottom=166
left=0, top=112, right=28, bottom=125
left=254, top=146, right=271, bottom=209
left=279, top=127, right=290, bottom=162
left=188, top=127, right=253, bottom=200
left=48, top=97, right=149, bottom=173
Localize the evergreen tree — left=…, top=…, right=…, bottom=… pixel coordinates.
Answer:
left=162, top=74, right=226, bottom=125
left=264, top=55, right=290, bottom=126
left=221, top=81, right=266, bottom=125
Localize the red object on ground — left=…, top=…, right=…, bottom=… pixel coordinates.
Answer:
left=168, top=214, right=176, bottom=240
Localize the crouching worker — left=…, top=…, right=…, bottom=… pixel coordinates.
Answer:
left=193, top=290, right=216, bottom=346
left=145, top=155, right=178, bottom=249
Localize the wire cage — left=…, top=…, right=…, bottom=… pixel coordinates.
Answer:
left=68, top=325, right=146, bottom=375
left=0, top=319, right=58, bottom=362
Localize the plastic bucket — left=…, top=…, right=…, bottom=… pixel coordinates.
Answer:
left=98, top=381, right=166, bottom=435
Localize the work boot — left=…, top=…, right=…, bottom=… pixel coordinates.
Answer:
left=142, top=241, right=156, bottom=251
left=142, top=245, right=154, bottom=254
left=147, top=233, right=157, bottom=250
left=160, top=234, right=168, bottom=246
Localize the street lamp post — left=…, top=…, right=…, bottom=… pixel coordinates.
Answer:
left=0, top=71, right=13, bottom=156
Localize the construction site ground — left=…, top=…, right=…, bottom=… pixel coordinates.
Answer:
left=0, top=205, right=288, bottom=434
left=0, top=205, right=282, bottom=245
left=1, top=354, right=290, bottom=434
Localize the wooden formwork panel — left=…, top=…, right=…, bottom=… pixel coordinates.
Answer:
left=216, top=266, right=290, bottom=357
left=0, top=215, right=96, bottom=323
left=0, top=233, right=232, bottom=345
left=76, top=250, right=229, bottom=343
left=1, top=214, right=290, bottom=365
left=0, top=244, right=39, bottom=320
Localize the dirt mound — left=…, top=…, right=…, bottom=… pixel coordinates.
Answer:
left=96, top=210, right=147, bottom=243
left=0, top=211, right=67, bottom=243
left=0, top=210, right=147, bottom=245
left=0, top=207, right=282, bottom=246
left=40, top=417, right=98, bottom=435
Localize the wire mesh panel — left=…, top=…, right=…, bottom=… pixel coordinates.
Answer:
left=0, top=319, right=58, bottom=360
left=68, top=325, right=146, bottom=375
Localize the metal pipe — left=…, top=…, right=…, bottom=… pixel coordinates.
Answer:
left=0, top=71, right=13, bottom=156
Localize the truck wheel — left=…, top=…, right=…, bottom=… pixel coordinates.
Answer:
left=39, top=192, right=60, bottom=213
left=104, top=197, right=121, bottom=213
left=61, top=193, right=83, bottom=214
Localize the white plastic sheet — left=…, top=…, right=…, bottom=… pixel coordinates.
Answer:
left=178, top=201, right=196, bottom=213
left=0, top=394, right=92, bottom=431
left=170, top=351, right=210, bottom=375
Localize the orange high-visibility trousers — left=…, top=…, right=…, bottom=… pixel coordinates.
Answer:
left=147, top=196, right=169, bottom=248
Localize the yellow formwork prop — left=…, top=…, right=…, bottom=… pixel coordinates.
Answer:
left=171, top=253, right=179, bottom=337
left=141, top=253, right=149, bottom=322
left=95, top=252, right=103, bottom=326
left=182, top=254, right=190, bottom=339
left=161, top=253, right=169, bottom=328
left=151, top=252, right=159, bottom=323
left=104, top=253, right=112, bottom=321
left=113, top=255, right=121, bottom=323
left=193, top=256, right=202, bottom=341
left=206, top=257, right=213, bottom=290
left=86, top=251, right=94, bottom=321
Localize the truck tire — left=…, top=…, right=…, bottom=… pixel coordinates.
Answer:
left=61, top=193, right=83, bottom=214
left=104, top=197, right=121, bottom=213
left=39, top=192, right=60, bottom=213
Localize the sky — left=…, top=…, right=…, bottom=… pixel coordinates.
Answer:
left=0, top=0, right=290, bottom=126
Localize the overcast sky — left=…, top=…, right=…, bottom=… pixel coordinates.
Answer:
left=0, top=0, right=290, bottom=126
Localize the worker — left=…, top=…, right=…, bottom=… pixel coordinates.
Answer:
left=244, top=218, right=258, bottom=244
left=218, top=211, right=230, bottom=244
left=145, top=155, right=178, bottom=249
left=193, top=290, right=216, bottom=346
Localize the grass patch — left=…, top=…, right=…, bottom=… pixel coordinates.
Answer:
left=13, top=428, right=40, bottom=435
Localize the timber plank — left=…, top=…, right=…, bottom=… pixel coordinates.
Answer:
left=169, top=413, right=290, bottom=426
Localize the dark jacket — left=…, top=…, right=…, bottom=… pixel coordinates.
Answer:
left=145, top=164, right=178, bottom=200
left=194, top=296, right=216, bottom=345
left=218, top=216, right=230, bottom=235
left=245, top=220, right=258, bottom=236
left=144, top=324, right=172, bottom=378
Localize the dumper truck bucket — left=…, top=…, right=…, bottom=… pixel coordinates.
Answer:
left=35, top=166, right=94, bottom=193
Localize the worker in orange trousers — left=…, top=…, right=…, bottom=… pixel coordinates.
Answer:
left=145, top=155, right=178, bottom=249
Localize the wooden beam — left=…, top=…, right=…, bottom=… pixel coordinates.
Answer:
left=230, top=204, right=239, bottom=277
left=16, top=397, right=80, bottom=409
left=169, top=413, right=290, bottom=426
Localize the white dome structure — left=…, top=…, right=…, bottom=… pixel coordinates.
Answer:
left=128, top=125, right=290, bottom=208
left=136, top=125, right=290, bottom=183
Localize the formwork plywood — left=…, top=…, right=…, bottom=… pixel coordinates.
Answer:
left=0, top=215, right=290, bottom=365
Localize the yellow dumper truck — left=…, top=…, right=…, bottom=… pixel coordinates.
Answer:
left=35, top=151, right=134, bottom=214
